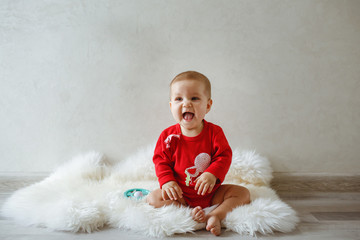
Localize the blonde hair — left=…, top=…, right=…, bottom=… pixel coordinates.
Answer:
left=170, top=71, right=211, bottom=99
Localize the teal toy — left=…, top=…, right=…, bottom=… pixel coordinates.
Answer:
left=124, top=188, right=150, bottom=200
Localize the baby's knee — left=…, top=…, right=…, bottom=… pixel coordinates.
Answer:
left=240, top=187, right=251, bottom=204
left=146, top=189, right=161, bottom=207
left=228, top=185, right=251, bottom=204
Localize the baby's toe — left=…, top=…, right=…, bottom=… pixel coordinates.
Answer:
left=206, top=216, right=221, bottom=236
left=191, top=206, right=206, bottom=223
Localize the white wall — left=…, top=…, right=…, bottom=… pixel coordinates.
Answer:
left=1, top=0, right=359, bottom=174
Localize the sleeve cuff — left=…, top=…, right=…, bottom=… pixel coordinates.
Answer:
left=159, top=175, right=176, bottom=188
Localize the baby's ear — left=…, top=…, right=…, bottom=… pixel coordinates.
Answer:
left=206, top=99, right=213, bottom=113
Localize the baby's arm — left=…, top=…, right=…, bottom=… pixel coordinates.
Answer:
left=162, top=181, right=183, bottom=201
left=204, top=128, right=232, bottom=185
left=194, top=172, right=217, bottom=195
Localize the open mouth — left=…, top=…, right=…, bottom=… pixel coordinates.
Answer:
left=183, top=112, right=194, bottom=121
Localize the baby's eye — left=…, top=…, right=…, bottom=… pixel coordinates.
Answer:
left=192, top=97, right=200, bottom=101
left=175, top=97, right=182, bottom=101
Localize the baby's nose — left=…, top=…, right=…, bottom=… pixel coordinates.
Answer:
left=183, top=100, right=192, bottom=108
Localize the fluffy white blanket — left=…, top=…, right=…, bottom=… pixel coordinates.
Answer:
left=1, top=146, right=298, bottom=237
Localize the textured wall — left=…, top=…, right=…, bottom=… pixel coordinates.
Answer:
left=1, top=0, right=359, bottom=174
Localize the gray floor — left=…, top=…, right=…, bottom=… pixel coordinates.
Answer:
left=1, top=190, right=360, bottom=240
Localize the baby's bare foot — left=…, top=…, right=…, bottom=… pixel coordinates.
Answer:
left=191, top=206, right=206, bottom=223
left=206, top=215, right=221, bottom=236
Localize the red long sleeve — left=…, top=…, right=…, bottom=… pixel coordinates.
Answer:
left=153, top=127, right=181, bottom=188
left=204, top=129, right=232, bottom=183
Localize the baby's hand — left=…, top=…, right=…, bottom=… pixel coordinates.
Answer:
left=194, top=172, right=217, bottom=195
left=162, top=181, right=183, bottom=201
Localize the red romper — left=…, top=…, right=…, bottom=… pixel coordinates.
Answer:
left=153, top=120, right=232, bottom=208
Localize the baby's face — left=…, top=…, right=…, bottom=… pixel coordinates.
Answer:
left=170, top=79, right=212, bottom=137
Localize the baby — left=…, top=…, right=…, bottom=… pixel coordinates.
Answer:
left=146, top=71, right=250, bottom=236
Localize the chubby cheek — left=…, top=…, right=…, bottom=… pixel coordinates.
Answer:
left=170, top=104, right=178, bottom=115
left=176, top=112, right=183, bottom=121
left=171, top=108, right=182, bottom=121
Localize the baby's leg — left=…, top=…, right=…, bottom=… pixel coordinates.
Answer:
left=148, top=190, right=206, bottom=223
left=146, top=189, right=186, bottom=208
left=206, top=184, right=250, bottom=236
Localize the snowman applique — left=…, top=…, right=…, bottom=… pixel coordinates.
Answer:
left=185, top=153, right=211, bottom=186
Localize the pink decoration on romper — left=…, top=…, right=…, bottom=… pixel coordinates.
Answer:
left=185, top=153, right=211, bottom=186
left=164, top=134, right=180, bottom=149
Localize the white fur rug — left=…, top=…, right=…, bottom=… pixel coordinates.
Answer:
left=1, top=146, right=299, bottom=237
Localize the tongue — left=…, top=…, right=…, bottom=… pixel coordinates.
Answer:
left=184, top=112, right=194, bottom=121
